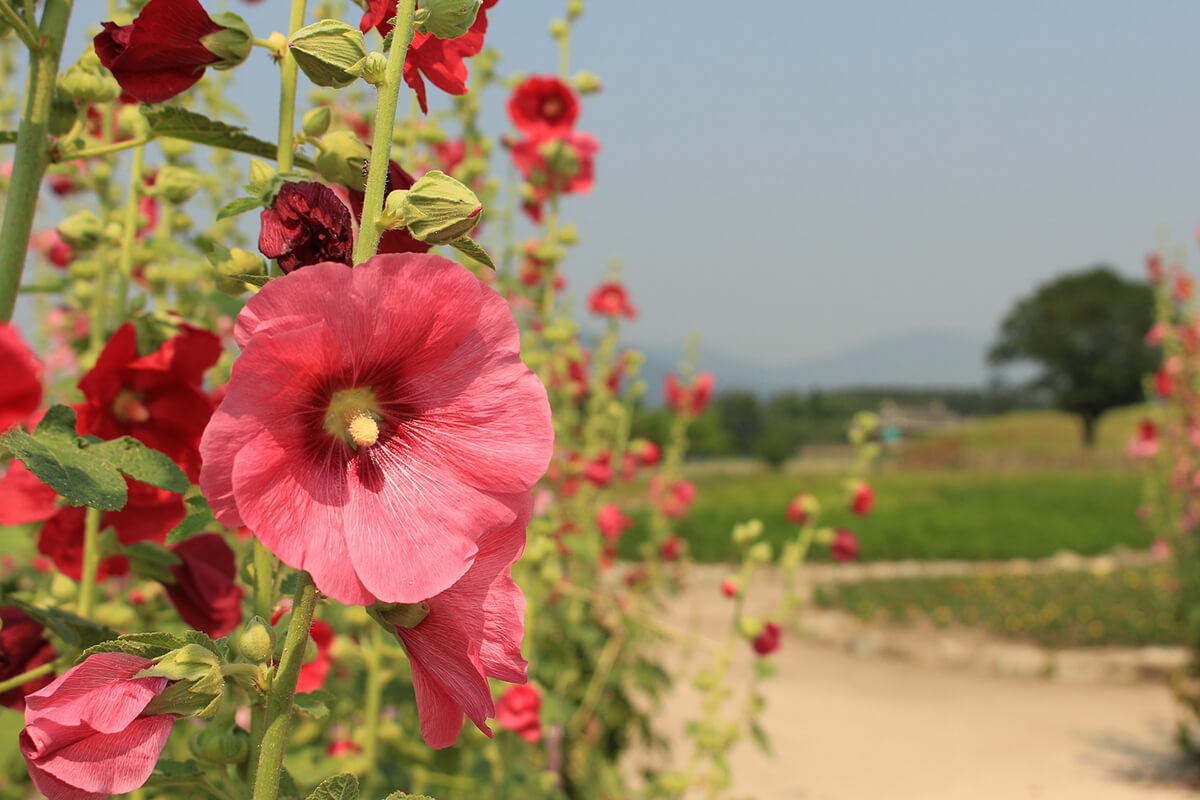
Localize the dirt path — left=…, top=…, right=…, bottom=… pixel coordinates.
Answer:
left=652, top=570, right=1199, bottom=799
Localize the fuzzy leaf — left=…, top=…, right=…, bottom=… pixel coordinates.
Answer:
left=293, top=689, right=333, bottom=720
left=165, top=498, right=217, bottom=544
left=1, top=407, right=127, bottom=510
left=90, top=437, right=189, bottom=493
left=227, top=273, right=272, bottom=287
left=383, top=793, right=437, bottom=800
left=217, top=196, right=264, bottom=220
left=6, top=599, right=117, bottom=650
left=306, top=773, right=359, bottom=800
left=143, top=105, right=315, bottom=169
left=77, top=631, right=188, bottom=662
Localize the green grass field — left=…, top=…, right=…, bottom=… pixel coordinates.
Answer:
left=813, top=566, right=1179, bottom=648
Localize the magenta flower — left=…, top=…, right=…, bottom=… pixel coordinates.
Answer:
left=19, top=652, right=175, bottom=800
left=199, top=254, right=553, bottom=605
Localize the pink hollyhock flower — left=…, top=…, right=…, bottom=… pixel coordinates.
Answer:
left=77, top=322, right=221, bottom=482
left=0, top=607, right=56, bottom=711
left=830, top=529, right=860, bottom=562
left=1145, top=322, right=1167, bottom=347
left=664, top=372, right=714, bottom=418
left=786, top=493, right=814, bottom=525
left=596, top=503, right=632, bottom=542
left=37, top=481, right=186, bottom=582
left=259, top=181, right=354, bottom=274
left=164, top=534, right=244, bottom=637
left=1147, top=253, right=1163, bottom=282
left=720, top=579, right=738, bottom=598
left=634, top=439, right=661, bottom=467
left=507, top=76, right=579, bottom=138
left=326, top=738, right=362, bottom=756
left=361, top=0, right=498, bottom=113
left=32, top=230, right=74, bottom=269
left=582, top=451, right=613, bottom=487
left=650, top=476, right=696, bottom=520
left=94, top=0, right=237, bottom=103
left=752, top=622, right=781, bottom=656
left=495, top=684, right=541, bottom=743
left=1155, top=369, right=1174, bottom=398
left=851, top=481, right=874, bottom=516
left=19, top=652, right=175, bottom=800
left=660, top=534, right=684, bottom=562
left=0, top=323, right=42, bottom=431
left=200, top=254, right=552, bottom=605
left=1126, top=419, right=1159, bottom=460
left=1176, top=273, right=1195, bottom=303
left=378, top=506, right=530, bottom=749
left=1152, top=538, right=1172, bottom=561
left=588, top=281, right=636, bottom=319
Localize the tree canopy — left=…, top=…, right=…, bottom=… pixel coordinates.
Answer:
left=989, top=265, right=1155, bottom=445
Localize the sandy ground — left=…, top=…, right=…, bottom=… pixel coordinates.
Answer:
left=650, top=570, right=1200, bottom=799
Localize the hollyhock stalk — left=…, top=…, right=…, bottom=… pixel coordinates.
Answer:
left=0, top=0, right=74, bottom=321
left=0, top=663, right=55, bottom=696
left=253, top=572, right=318, bottom=800
left=113, top=144, right=146, bottom=326
left=277, top=0, right=308, bottom=173
left=360, top=626, right=385, bottom=796
left=77, top=508, right=102, bottom=618
left=353, top=0, right=418, bottom=263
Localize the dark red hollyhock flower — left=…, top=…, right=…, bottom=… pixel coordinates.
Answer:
left=830, top=529, right=860, bottom=563
left=495, top=684, right=541, bottom=743
left=508, top=76, right=579, bottom=138
left=94, top=0, right=227, bottom=103
left=851, top=481, right=874, bottom=516
left=588, top=281, right=637, bottom=319
left=361, top=0, right=499, bottom=114
left=0, top=322, right=42, bottom=431
left=1156, top=369, right=1174, bottom=399
left=0, top=607, right=56, bottom=711
left=164, top=534, right=244, bottom=637
left=511, top=130, right=599, bottom=220
left=38, top=481, right=186, bottom=581
left=258, top=181, right=354, bottom=274
left=434, top=139, right=467, bottom=174
left=660, top=534, right=684, bottom=562
left=343, top=161, right=431, bottom=256
left=76, top=322, right=221, bottom=482
left=752, top=622, right=781, bottom=656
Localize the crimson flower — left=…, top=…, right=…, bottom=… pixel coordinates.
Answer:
left=164, top=534, right=244, bottom=637
left=0, top=461, right=58, bottom=527
left=0, top=607, right=56, bottom=711
left=20, top=652, right=175, bottom=800
left=851, top=482, right=874, bottom=516
left=661, top=535, right=684, bottom=561
left=508, top=76, right=579, bottom=138
left=831, top=529, right=860, bottom=562
left=362, top=0, right=499, bottom=113
left=381, top=506, right=530, bottom=748
left=32, top=230, right=74, bottom=269
left=664, top=372, right=714, bottom=418
left=596, top=503, right=632, bottom=543
left=720, top=579, right=738, bottom=598
left=1126, top=419, right=1159, bottom=460
left=752, top=622, right=781, bottom=656
left=199, top=254, right=552, bottom=605
left=77, top=322, right=221, bottom=482
left=0, top=323, right=42, bottom=431
left=785, top=493, right=814, bottom=526
left=95, top=0, right=230, bottom=103
left=1155, top=369, right=1174, bottom=398
left=650, top=476, right=696, bottom=520
left=634, top=439, right=660, bottom=467
left=495, top=684, right=541, bottom=743
left=588, top=281, right=636, bottom=319
left=259, top=181, right=354, bottom=274
left=511, top=130, right=599, bottom=220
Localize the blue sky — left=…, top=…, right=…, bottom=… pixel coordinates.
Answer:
left=49, top=1, right=1200, bottom=367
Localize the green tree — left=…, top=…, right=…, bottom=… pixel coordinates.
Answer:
left=989, top=265, right=1155, bottom=446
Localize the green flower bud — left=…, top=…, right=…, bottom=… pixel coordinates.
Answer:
left=139, top=645, right=225, bottom=719
left=153, top=165, right=203, bottom=205
left=67, top=258, right=100, bottom=280
left=57, top=210, right=103, bottom=250
left=549, top=19, right=569, bottom=40
left=557, top=221, right=580, bottom=245
left=313, top=129, right=369, bottom=188
left=49, top=573, right=77, bottom=602
left=368, top=601, right=431, bottom=634
left=417, top=0, right=481, bottom=39
left=48, top=95, right=77, bottom=136
left=202, top=12, right=254, bottom=71
left=732, top=518, right=764, bottom=544
left=346, top=52, right=387, bottom=86
left=382, top=170, right=482, bottom=245
left=158, top=137, right=193, bottom=158
left=116, top=104, right=148, bottom=139
left=566, top=0, right=584, bottom=19
left=747, top=541, right=773, bottom=564
left=301, top=106, right=332, bottom=138
left=573, top=69, right=603, bottom=95
left=191, top=724, right=249, bottom=766
left=289, top=19, right=368, bottom=89
left=247, top=159, right=276, bottom=194
left=57, top=61, right=121, bottom=104
left=236, top=616, right=276, bottom=664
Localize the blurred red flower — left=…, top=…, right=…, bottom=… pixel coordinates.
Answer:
left=831, top=529, right=860, bottom=562
left=0, top=323, right=42, bottom=432
left=495, top=684, right=541, bottom=743
left=596, top=503, right=632, bottom=542
left=165, top=534, right=244, bottom=638
left=0, top=607, right=56, bottom=711
left=588, top=281, right=637, bottom=319
left=508, top=76, right=579, bottom=138
left=851, top=481, right=874, bottom=516
left=752, top=622, right=781, bottom=656
left=664, top=372, right=714, bottom=418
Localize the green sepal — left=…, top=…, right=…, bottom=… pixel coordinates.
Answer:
left=447, top=235, right=495, bottom=270
left=216, top=196, right=264, bottom=220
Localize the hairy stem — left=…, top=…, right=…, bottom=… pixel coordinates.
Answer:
left=77, top=507, right=101, bottom=618
left=112, top=143, right=145, bottom=325
left=275, top=0, right=308, bottom=173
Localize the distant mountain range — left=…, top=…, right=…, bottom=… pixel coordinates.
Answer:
left=628, top=329, right=1016, bottom=399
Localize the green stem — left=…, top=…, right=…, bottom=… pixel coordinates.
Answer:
left=252, top=572, right=318, bottom=800
left=0, top=2, right=38, bottom=51
left=276, top=0, right=308, bottom=173
left=360, top=625, right=385, bottom=797
left=0, top=661, right=54, bottom=695
left=58, top=134, right=154, bottom=162
left=0, top=0, right=74, bottom=322
left=353, top=0, right=418, bottom=264
left=112, top=143, right=145, bottom=325
left=77, top=506, right=101, bottom=618
left=252, top=539, right=275, bottom=621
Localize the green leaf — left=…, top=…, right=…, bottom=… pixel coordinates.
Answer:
left=447, top=235, right=495, bottom=270
left=0, top=130, right=17, bottom=144
left=217, top=196, right=264, bottom=220
left=165, top=499, right=217, bottom=544
left=227, top=272, right=272, bottom=287
left=749, top=720, right=772, bottom=756
left=90, top=437, right=189, bottom=493
left=306, top=773, right=359, bottom=800
left=293, top=689, right=333, bottom=720
left=143, top=759, right=206, bottom=790
left=142, top=105, right=315, bottom=169
left=78, top=631, right=188, bottom=662
left=121, top=540, right=182, bottom=582
left=6, top=599, right=117, bottom=650
left=383, top=793, right=437, bottom=800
